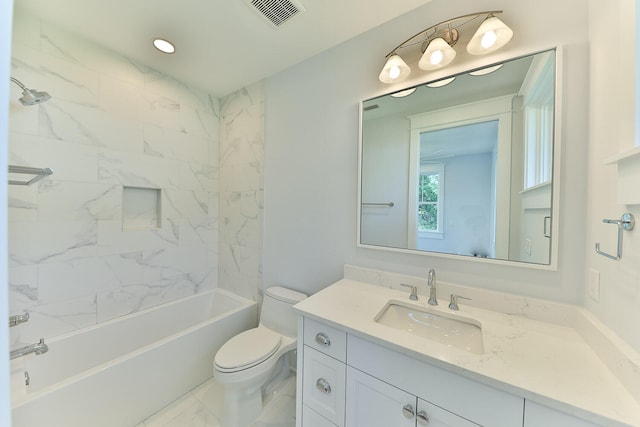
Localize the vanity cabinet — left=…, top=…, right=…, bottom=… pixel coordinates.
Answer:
left=346, top=366, right=480, bottom=426
left=523, top=401, right=601, bottom=427
left=297, top=316, right=605, bottom=427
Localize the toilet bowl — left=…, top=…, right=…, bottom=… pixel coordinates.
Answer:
left=213, top=286, right=307, bottom=427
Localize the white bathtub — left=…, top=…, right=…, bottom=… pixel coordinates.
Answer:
left=10, top=288, right=257, bottom=427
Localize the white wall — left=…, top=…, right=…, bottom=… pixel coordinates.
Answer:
left=361, top=115, right=409, bottom=248
left=586, top=0, right=640, bottom=351
left=264, top=0, right=590, bottom=302
left=1, top=0, right=14, bottom=424
left=8, top=8, right=220, bottom=345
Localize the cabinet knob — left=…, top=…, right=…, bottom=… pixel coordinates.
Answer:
left=315, top=378, right=332, bottom=394
left=402, top=404, right=415, bottom=419
left=315, top=332, right=331, bottom=347
left=417, top=410, right=430, bottom=425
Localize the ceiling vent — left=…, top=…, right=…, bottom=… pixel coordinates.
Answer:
left=247, top=0, right=306, bottom=28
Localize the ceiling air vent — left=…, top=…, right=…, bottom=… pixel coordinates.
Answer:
left=247, top=0, right=306, bottom=28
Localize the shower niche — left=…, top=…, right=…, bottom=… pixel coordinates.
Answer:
left=122, top=187, right=161, bottom=231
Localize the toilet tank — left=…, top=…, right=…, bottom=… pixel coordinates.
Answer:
left=260, top=286, right=307, bottom=338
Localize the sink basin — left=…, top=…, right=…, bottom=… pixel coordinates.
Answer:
left=374, top=301, right=484, bottom=354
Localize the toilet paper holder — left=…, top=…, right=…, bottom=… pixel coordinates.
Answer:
left=595, top=213, right=635, bottom=261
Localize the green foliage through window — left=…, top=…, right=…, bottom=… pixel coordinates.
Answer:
left=418, top=173, right=439, bottom=231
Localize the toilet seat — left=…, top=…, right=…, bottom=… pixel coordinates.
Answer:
left=214, top=327, right=282, bottom=372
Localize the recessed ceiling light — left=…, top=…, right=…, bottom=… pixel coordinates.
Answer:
left=153, top=38, right=175, bottom=54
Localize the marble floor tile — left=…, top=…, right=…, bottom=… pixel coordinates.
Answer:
left=139, top=375, right=296, bottom=427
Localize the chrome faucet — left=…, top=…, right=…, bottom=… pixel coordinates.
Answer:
left=10, top=338, right=49, bottom=360
left=427, top=269, right=438, bottom=306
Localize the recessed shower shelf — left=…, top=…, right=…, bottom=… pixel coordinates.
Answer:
left=8, top=165, right=53, bottom=186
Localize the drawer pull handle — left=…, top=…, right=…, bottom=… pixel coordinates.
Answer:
left=402, top=404, right=415, bottom=419
left=417, top=410, right=430, bottom=425
left=315, top=332, right=331, bottom=347
left=316, top=378, right=332, bottom=394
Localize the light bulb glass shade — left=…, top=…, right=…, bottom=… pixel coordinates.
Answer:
left=466, top=16, right=513, bottom=55
left=469, top=63, right=504, bottom=76
left=426, top=76, right=455, bottom=88
left=390, top=87, right=417, bottom=98
left=418, top=37, right=457, bottom=70
left=378, top=54, right=411, bottom=83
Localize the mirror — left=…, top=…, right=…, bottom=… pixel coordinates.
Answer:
left=359, top=49, right=556, bottom=265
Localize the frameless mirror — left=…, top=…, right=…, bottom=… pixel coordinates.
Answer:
left=359, top=49, right=557, bottom=265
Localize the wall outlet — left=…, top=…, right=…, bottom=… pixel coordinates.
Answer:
left=589, top=269, right=600, bottom=302
left=524, top=239, right=532, bottom=256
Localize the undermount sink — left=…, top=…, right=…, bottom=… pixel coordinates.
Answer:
left=374, top=301, right=484, bottom=354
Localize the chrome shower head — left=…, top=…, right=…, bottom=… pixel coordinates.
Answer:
left=18, top=88, right=51, bottom=106
left=10, top=77, right=51, bottom=106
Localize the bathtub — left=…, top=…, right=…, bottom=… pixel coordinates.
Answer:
left=10, top=288, right=257, bottom=427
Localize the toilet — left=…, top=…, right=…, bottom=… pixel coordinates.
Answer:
left=213, top=286, right=307, bottom=427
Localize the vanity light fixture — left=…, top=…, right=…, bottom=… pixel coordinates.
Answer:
left=426, top=76, right=456, bottom=88
left=469, top=63, right=504, bottom=76
left=153, top=38, right=175, bottom=54
left=378, top=11, right=513, bottom=84
left=390, top=87, right=417, bottom=98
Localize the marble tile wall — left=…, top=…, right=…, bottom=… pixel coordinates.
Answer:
left=218, top=83, right=264, bottom=302
left=8, top=9, right=220, bottom=345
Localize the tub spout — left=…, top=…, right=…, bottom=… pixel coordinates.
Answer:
left=10, top=338, right=48, bottom=360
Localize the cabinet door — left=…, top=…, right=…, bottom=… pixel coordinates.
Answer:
left=416, top=399, right=480, bottom=427
left=524, top=400, right=601, bottom=427
left=345, top=367, right=416, bottom=427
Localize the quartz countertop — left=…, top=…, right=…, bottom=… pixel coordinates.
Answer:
left=293, top=279, right=640, bottom=427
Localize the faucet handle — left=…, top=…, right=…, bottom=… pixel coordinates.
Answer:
left=449, top=294, right=471, bottom=311
left=400, top=284, right=418, bottom=301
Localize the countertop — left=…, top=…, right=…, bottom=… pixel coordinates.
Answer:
left=293, top=279, right=640, bottom=427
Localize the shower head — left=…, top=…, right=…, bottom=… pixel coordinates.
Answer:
left=19, top=88, right=51, bottom=106
left=10, top=77, right=51, bottom=106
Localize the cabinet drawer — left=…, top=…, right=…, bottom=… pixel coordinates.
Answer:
left=304, top=317, right=347, bottom=362
left=303, top=405, right=339, bottom=427
left=303, top=347, right=346, bottom=426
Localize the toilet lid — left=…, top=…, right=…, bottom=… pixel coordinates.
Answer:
left=215, top=327, right=282, bottom=371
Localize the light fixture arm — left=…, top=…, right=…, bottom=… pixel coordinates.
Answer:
left=383, top=10, right=503, bottom=58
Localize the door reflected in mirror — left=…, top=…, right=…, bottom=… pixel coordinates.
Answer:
left=359, top=49, right=556, bottom=265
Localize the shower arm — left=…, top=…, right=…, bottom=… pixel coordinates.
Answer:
left=10, top=77, right=28, bottom=90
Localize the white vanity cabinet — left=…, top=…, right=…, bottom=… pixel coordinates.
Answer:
left=346, top=366, right=480, bottom=426
left=524, top=401, right=601, bottom=427
left=298, top=316, right=521, bottom=427
left=346, top=334, right=523, bottom=427
left=297, top=315, right=609, bottom=427
left=300, top=317, right=348, bottom=426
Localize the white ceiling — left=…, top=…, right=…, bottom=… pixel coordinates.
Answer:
left=15, top=0, right=433, bottom=98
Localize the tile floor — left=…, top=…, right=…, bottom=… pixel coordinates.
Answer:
left=136, top=375, right=297, bottom=427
